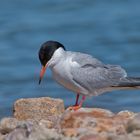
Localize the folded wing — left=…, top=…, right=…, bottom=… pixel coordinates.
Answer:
left=71, top=52, right=127, bottom=95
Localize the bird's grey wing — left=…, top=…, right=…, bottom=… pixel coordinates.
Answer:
left=69, top=52, right=103, bottom=67
left=71, top=52, right=127, bottom=95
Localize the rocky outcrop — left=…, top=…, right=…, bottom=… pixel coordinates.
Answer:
left=13, top=97, right=64, bottom=121
left=0, top=97, right=140, bottom=140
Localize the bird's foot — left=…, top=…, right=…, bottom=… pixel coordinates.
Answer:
left=67, top=105, right=81, bottom=111
left=67, top=95, right=86, bottom=111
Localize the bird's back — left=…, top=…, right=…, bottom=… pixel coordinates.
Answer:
left=69, top=51, right=127, bottom=96
left=51, top=50, right=128, bottom=96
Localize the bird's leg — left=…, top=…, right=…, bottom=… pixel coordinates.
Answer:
left=68, top=95, right=86, bottom=111
left=75, top=94, right=80, bottom=106
left=79, top=95, right=86, bottom=107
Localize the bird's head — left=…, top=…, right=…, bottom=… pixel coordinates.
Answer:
left=38, top=40, right=65, bottom=84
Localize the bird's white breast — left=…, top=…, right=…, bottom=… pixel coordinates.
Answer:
left=50, top=55, right=83, bottom=93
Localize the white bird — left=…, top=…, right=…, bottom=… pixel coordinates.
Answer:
left=38, top=40, right=140, bottom=110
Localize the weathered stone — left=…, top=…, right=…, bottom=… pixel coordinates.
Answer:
left=0, top=118, right=37, bottom=135
left=13, top=97, right=64, bottom=121
left=117, top=110, right=135, bottom=118
left=79, top=134, right=108, bottom=140
left=39, top=119, right=54, bottom=129
left=0, top=117, right=20, bottom=134
left=60, top=108, right=133, bottom=135
left=126, top=113, right=140, bottom=133
left=107, top=135, right=128, bottom=140
left=5, top=124, right=73, bottom=140
left=128, top=133, right=140, bottom=140
left=132, top=130, right=140, bottom=136
left=67, top=108, right=114, bottom=117
left=1, top=96, right=140, bottom=140
left=62, top=128, right=79, bottom=137
left=0, top=133, right=5, bottom=140
left=5, top=126, right=30, bottom=140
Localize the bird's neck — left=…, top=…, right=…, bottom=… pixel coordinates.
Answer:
left=48, top=47, right=66, bottom=67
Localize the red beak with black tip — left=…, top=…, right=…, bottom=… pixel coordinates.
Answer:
left=39, top=64, right=48, bottom=84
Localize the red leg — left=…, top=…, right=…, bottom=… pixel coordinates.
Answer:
left=75, top=94, right=80, bottom=106
left=79, top=96, right=86, bottom=107
left=68, top=95, right=86, bottom=111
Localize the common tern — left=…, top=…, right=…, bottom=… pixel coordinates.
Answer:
left=38, top=40, right=140, bottom=110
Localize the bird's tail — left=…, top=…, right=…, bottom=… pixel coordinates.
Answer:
left=112, top=77, right=140, bottom=89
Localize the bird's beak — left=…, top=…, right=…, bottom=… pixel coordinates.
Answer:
left=39, top=64, right=48, bottom=84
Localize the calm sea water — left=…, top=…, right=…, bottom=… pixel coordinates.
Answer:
left=0, top=0, right=140, bottom=118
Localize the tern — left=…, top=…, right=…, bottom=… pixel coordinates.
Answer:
left=38, top=40, right=140, bottom=110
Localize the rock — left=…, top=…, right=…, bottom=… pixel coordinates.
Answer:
left=117, top=110, right=135, bottom=119
left=62, top=128, right=79, bottom=137
left=61, top=108, right=114, bottom=128
left=127, top=133, right=140, bottom=140
left=107, top=135, right=128, bottom=140
left=39, top=119, right=54, bottom=129
left=13, top=97, right=65, bottom=121
left=79, top=134, right=108, bottom=140
left=0, top=133, right=5, bottom=140
left=1, top=97, right=140, bottom=140
left=67, top=108, right=115, bottom=117
left=132, top=130, right=140, bottom=136
left=126, top=113, right=140, bottom=133
left=5, top=125, right=30, bottom=140
left=60, top=108, right=134, bottom=135
left=0, top=117, right=37, bottom=135
left=0, top=117, right=20, bottom=134
left=5, top=124, right=71, bottom=140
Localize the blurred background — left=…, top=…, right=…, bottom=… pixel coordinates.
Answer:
left=0, top=0, right=140, bottom=118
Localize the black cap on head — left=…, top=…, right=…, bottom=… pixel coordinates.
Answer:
left=39, top=41, right=65, bottom=66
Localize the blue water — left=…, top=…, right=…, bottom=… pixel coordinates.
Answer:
left=0, top=0, right=140, bottom=118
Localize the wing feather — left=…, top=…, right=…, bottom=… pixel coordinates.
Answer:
left=70, top=52, right=127, bottom=94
